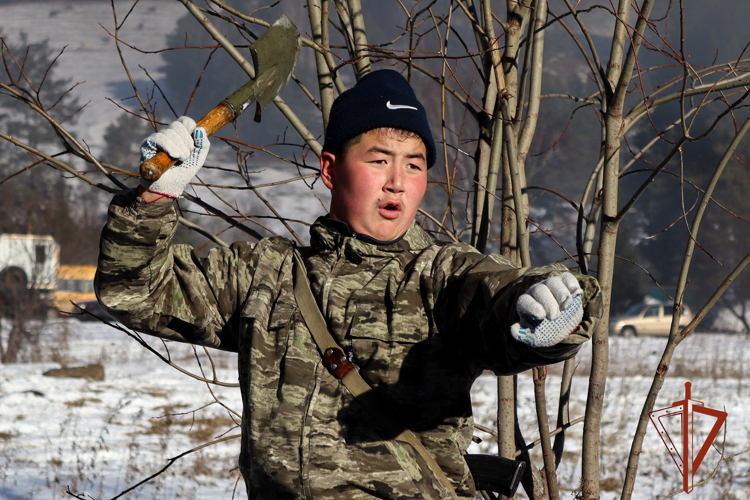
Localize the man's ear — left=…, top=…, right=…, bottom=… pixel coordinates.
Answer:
left=320, top=151, right=337, bottom=190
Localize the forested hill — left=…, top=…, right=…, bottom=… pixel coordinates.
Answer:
left=1, top=0, right=749, bottom=314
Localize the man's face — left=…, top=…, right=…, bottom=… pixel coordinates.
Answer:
left=320, top=129, right=428, bottom=241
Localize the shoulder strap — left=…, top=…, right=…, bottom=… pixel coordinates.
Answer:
left=291, top=250, right=458, bottom=499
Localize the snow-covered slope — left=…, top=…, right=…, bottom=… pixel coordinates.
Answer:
left=0, top=0, right=331, bottom=240
left=0, top=0, right=184, bottom=152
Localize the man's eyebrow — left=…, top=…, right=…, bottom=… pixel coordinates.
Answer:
left=366, top=146, right=394, bottom=156
left=366, top=146, right=426, bottom=161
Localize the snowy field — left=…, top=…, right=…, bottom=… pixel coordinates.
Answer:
left=2, top=317, right=749, bottom=500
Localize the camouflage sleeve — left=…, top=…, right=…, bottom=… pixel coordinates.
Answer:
left=95, top=189, right=255, bottom=352
left=430, top=244, right=602, bottom=375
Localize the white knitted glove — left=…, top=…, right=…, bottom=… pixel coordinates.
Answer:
left=511, top=272, right=583, bottom=348
left=139, top=116, right=210, bottom=199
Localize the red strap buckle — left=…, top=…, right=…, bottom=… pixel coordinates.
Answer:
left=323, top=347, right=355, bottom=379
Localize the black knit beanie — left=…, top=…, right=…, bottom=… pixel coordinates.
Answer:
left=323, top=69, right=436, bottom=168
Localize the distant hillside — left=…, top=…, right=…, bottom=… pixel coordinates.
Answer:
left=0, top=0, right=183, bottom=152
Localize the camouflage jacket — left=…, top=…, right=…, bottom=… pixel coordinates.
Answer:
left=96, top=189, right=602, bottom=499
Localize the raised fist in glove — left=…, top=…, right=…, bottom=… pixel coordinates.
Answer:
left=511, top=272, right=583, bottom=348
left=139, top=116, right=210, bottom=200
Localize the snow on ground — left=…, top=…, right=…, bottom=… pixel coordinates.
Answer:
left=0, top=318, right=246, bottom=500
left=2, top=318, right=749, bottom=500
left=470, top=332, right=750, bottom=500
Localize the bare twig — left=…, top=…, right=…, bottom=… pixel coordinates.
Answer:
left=66, top=434, right=241, bottom=500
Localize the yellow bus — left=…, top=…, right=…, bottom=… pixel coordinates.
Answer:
left=53, top=265, right=97, bottom=314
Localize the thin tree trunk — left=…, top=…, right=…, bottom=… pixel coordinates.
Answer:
left=515, top=384, right=548, bottom=500
left=346, top=0, right=371, bottom=78
left=476, top=110, right=504, bottom=252
left=471, top=0, right=500, bottom=247
left=604, top=0, right=631, bottom=95
left=502, top=0, right=534, bottom=121
left=500, top=99, right=530, bottom=267
left=501, top=146, right=519, bottom=264
left=534, top=366, right=560, bottom=500
left=552, top=357, right=575, bottom=467
left=581, top=169, right=603, bottom=269
left=438, top=5, right=457, bottom=235
left=497, top=375, right=516, bottom=472
left=307, top=0, right=335, bottom=128
left=580, top=124, right=617, bottom=500
left=332, top=0, right=356, bottom=64
left=496, top=379, right=516, bottom=500
left=581, top=1, right=656, bottom=496
left=517, top=0, right=548, bottom=161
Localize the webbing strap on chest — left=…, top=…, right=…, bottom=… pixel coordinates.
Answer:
left=291, top=250, right=459, bottom=499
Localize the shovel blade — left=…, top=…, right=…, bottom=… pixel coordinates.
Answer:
left=252, top=15, right=300, bottom=109
left=221, top=15, right=300, bottom=122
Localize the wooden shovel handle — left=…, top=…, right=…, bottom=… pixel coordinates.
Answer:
left=139, top=103, right=235, bottom=182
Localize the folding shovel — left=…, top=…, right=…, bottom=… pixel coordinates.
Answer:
left=140, top=15, right=301, bottom=182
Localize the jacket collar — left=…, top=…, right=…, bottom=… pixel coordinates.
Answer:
left=309, top=215, right=433, bottom=256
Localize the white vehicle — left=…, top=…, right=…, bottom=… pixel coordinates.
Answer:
left=0, top=234, right=60, bottom=316
left=610, top=303, right=694, bottom=337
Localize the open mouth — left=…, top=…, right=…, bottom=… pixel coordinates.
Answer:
left=378, top=201, right=402, bottom=219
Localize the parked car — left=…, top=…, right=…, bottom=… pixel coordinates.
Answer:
left=610, top=303, right=694, bottom=337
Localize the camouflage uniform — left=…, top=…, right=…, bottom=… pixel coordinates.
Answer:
left=96, top=189, right=602, bottom=499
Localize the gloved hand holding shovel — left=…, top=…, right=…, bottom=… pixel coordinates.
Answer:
left=138, top=15, right=300, bottom=201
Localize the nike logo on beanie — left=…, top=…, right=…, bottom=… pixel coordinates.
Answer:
left=386, top=101, right=418, bottom=111
left=323, top=70, right=436, bottom=167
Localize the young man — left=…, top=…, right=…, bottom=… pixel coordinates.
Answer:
left=96, top=69, right=602, bottom=499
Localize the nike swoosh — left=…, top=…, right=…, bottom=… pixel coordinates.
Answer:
left=386, top=101, right=418, bottom=111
